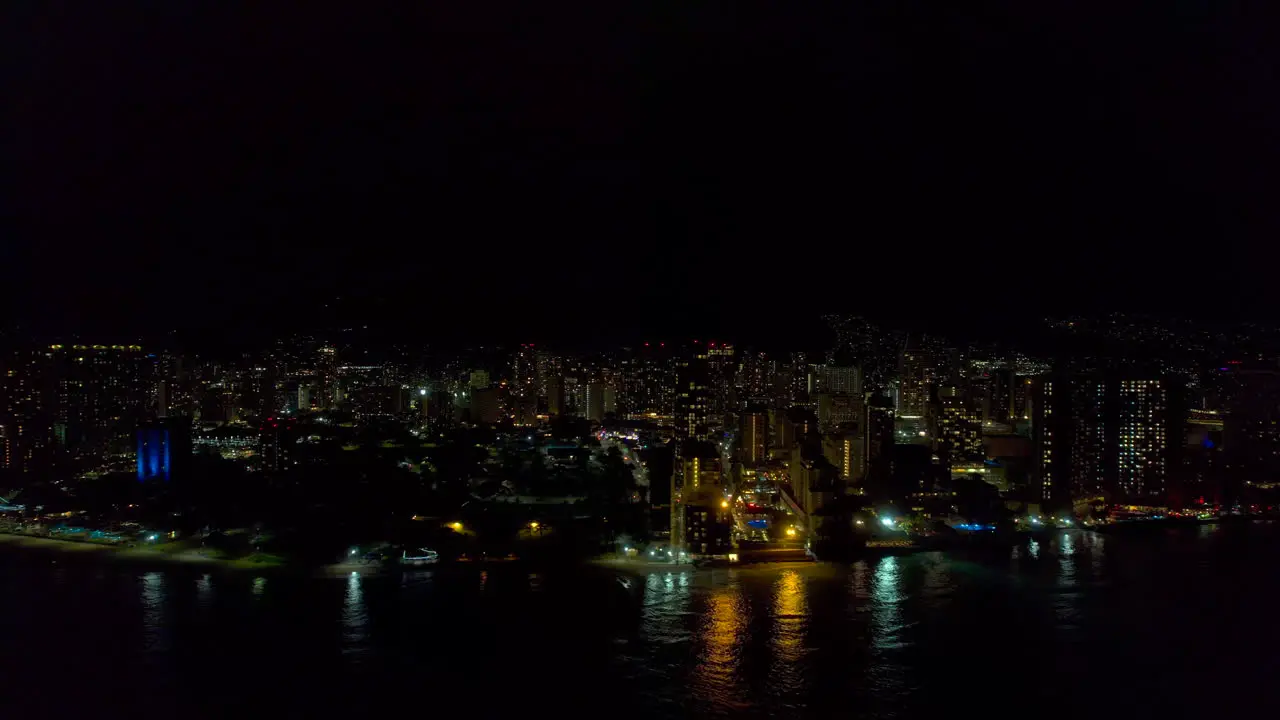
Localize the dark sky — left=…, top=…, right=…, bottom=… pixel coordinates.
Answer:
left=6, top=3, right=1272, bottom=348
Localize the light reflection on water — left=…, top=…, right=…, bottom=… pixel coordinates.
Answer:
left=695, top=583, right=748, bottom=704
left=140, top=571, right=170, bottom=654
left=768, top=570, right=808, bottom=695
left=871, top=556, right=905, bottom=653
left=343, top=571, right=368, bottom=658
left=10, top=526, right=1264, bottom=718
left=1055, top=532, right=1081, bottom=629
left=196, top=573, right=213, bottom=607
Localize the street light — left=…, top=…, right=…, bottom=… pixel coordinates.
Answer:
left=880, top=516, right=896, bottom=529
left=720, top=500, right=729, bottom=509
left=450, top=522, right=463, bottom=532
left=785, top=527, right=797, bottom=537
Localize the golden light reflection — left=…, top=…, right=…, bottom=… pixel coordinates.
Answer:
left=771, top=570, right=808, bottom=671
left=695, top=589, right=747, bottom=702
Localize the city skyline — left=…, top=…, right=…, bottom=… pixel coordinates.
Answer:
left=6, top=5, right=1279, bottom=717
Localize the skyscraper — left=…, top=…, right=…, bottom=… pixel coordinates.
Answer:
left=899, top=340, right=939, bottom=417
left=1036, top=372, right=1182, bottom=504
left=136, top=418, right=191, bottom=483
left=672, top=349, right=713, bottom=549
left=585, top=383, right=607, bottom=423
left=808, top=365, right=861, bottom=396
left=511, top=344, right=537, bottom=400
left=706, top=342, right=736, bottom=418
left=674, top=440, right=729, bottom=557
left=738, top=406, right=768, bottom=466
left=259, top=416, right=298, bottom=473
left=1, top=344, right=152, bottom=478
left=673, top=351, right=711, bottom=445
left=932, top=386, right=983, bottom=465
left=315, top=345, right=338, bottom=409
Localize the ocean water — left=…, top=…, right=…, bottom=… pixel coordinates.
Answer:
left=3, top=523, right=1278, bottom=718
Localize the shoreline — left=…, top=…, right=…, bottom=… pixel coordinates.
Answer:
left=0, top=533, right=309, bottom=574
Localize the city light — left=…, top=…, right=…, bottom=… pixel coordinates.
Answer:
left=720, top=500, right=729, bottom=508
left=450, top=522, right=463, bottom=531
left=529, top=521, right=539, bottom=530
left=786, top=527, right=797, bottom=537
left=880, top=517, right=895, bottom=528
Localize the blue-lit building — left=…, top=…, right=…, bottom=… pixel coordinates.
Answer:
left=136, top=419, right=191, bottom=482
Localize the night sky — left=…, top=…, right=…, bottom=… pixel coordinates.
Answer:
left=7, top=4, right=1271, bottom=348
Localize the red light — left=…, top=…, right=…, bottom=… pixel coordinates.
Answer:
left=644, top=342, right=650, bottom=347
left=693, top=339, right=699, bottom=344
left=660, top=342, right=665, bottom=347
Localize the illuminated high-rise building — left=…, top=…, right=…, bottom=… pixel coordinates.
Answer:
left=823, top=428, right=864, bottom=483
left=931, top=386, right=983, bottom=465
left=738, top=406, right=768, bottom=466
left=1036, top=373, right=1181, bottom=503
left=511, top=344, right=537, bottom=400
left=737, top=350, right=770, bottom=401
left=1, top=344, right=152, bottom=477
left=672, top=349, right=713, bottom=547
left=673, top=351, right=711, bottom=446
left=136, top=417, right=191, bottom=483
left=808, top=365, right=860, bottom=396
left=315, top=345, right=337, bottom=409
left=814, top=392, right=862, bottom=432
left=899, top=339, right=940, bottom=418
left=673, top=440, right=729, bottom=556
left=534, top=350, right=560, bottom=398
left=259, top=416, right=298, bottom=473
left=706, top=342, right=736, bottom=418
left=617, top=345, right=661, bottom=419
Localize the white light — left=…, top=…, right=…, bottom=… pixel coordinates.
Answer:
left=880, top=517, right=895, bottom=528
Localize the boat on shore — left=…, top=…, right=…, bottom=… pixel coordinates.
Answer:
left=399, top=548, right=439, bottom=566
